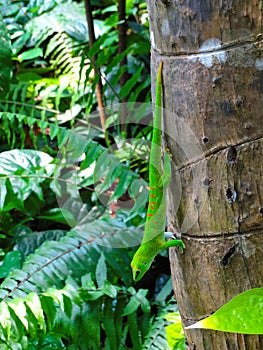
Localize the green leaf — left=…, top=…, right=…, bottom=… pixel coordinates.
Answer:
left=94, top=156, right=122, bottom=195
left=122, top=289, right=149, bottom=316
left=164, top=312, right=186, bottom=350
left=109, top=169, right=135, bottom=204
left=42, top=288, right=71, bottom=314
left=95, top=255, right=107, bottom=289
left=0, top=251, right=21, bottom=278
left=80, top=141, right=104, bottom=170
left=25, top=293, right=45, bottom=331
left=0, top=150, right=54, bottom=176
left=81, top=290, right=104, bottom=301
left=2, top=178, right=25, bottom=212
left=8, top=298, right=28, bottom=330
left=128, top=311, right=141, bottom=349
left=101, top=281, right=119, bottom=299
left=129, top=178, right=148, bottom=214
left=16, top=72, right=42, bottom=82
left=0, top=178, right=7, bottom=210
left=0, top=302, right=11, bottom=340
left=119, top=66, right=143, bottom=99
left=186, top=288, right=263, bottom=334
left=17, top=48, right=43, bottom=62
left=38, top=208, right=77, bottom=226
left=104, top=297, right=118, bottom=350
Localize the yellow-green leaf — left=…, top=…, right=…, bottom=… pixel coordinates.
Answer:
left=25, top=293, right=45, bottom=331
left=8, top=298, right=28, bottom=330
left=0, top=302, right=11, bottom=340
left=186, top=288, right=263, bottom=334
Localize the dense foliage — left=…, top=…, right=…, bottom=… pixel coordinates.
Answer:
left=0, top=0, right=185, bottom=348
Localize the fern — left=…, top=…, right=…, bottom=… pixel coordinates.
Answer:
left=0, top=229, right=146, bottom=348
left=142, top=300, right=179, bottom=350
left=0, top=112, right=62, bottom=150
left=0, top=214, right=179, bottom=349
left=0, top=1, right=94, bottom=119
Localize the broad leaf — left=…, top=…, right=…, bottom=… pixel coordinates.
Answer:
left=186, top=288, right=263, bottom=334
left=164, top=312, right=186, bottom=350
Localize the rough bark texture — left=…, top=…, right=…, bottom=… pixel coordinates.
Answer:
left=147, top=1, right=263, bottom=349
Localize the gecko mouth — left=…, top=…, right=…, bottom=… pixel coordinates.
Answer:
left=134, top=270, right=141, bottom=281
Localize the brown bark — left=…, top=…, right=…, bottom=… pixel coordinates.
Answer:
left=147, top=0, right=263, bottom=349
left=118, top=0, right=129, bottom=130
left=84, top=0, right=106, bottom=130
left=118, top=0, right=129, bottom=92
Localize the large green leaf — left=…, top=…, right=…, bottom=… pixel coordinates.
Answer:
left=186, top=288, right=263, bottom=334
left=164, top=312, right=186, bottom=350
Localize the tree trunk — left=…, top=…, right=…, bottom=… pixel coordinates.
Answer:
left=147, top=1, right=263, bottom=349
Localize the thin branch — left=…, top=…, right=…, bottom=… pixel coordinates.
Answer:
left=1, top=174, right=94, bottom=192
left=84, top=0, right=106, bottom=130
left=118, top=0, right=129, bottom=132
left=118, top=0, right=129, bottom=91
left=0, top=100, right=61, bottom=115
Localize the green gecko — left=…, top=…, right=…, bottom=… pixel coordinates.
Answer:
left=130, top=61, right=185, bottom=282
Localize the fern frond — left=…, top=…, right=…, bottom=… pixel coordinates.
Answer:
left=104, top=297, right=118, bottom=350
left=128, top=311, right=142, bottom=349
left=0, top=222, right=142, bottom=301
left=155, top=277, right=173, bottom=305
left=0, top=112, right=67, bottom=149
left=142, top=300, right=180, bottom=350
left=81, top=301, right=101, bottom=348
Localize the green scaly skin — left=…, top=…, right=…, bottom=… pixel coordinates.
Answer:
left=130, top=61, right=185, bottom=282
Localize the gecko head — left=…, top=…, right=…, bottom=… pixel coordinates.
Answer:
left=131, top=260, right=151, bottom=282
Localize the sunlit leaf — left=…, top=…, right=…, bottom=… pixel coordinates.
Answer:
left=8, top=298, right=28, bottom=330
left=0, top=178, right=7, bottom=210
left=25, top=293, right=45, bottom=330
left=0, top=302, right=11, bottom=340
left=18, top=48, right=43, bottom=62
left=164, top=312, right=186, bottom=350
left=186, top=288, right=263, bottom=334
